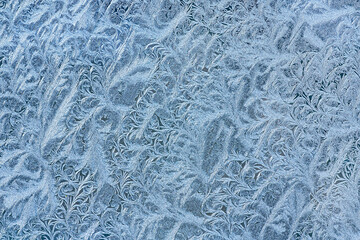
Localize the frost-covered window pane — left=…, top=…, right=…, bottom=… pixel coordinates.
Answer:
left=1, top=0, right=360, bottom=239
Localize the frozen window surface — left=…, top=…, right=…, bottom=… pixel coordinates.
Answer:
left=1, top=0, right=360, bottom=239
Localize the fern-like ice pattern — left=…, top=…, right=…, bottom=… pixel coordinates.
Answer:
left=1, top=0, right=360, bottom=239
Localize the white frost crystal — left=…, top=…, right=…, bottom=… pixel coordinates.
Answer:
left=0, top=0, right=360, bottom=239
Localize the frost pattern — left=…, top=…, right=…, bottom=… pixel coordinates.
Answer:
left=1, top=0, right=360, bottom=239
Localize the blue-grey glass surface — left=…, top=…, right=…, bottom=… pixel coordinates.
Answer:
left=1, top=0, right=360, bottom=239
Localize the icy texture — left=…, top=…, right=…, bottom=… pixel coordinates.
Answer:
left=1, top=0, right=360, bottom=239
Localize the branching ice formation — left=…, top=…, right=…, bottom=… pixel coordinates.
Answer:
left=1, top=0, right=360, bottom=239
